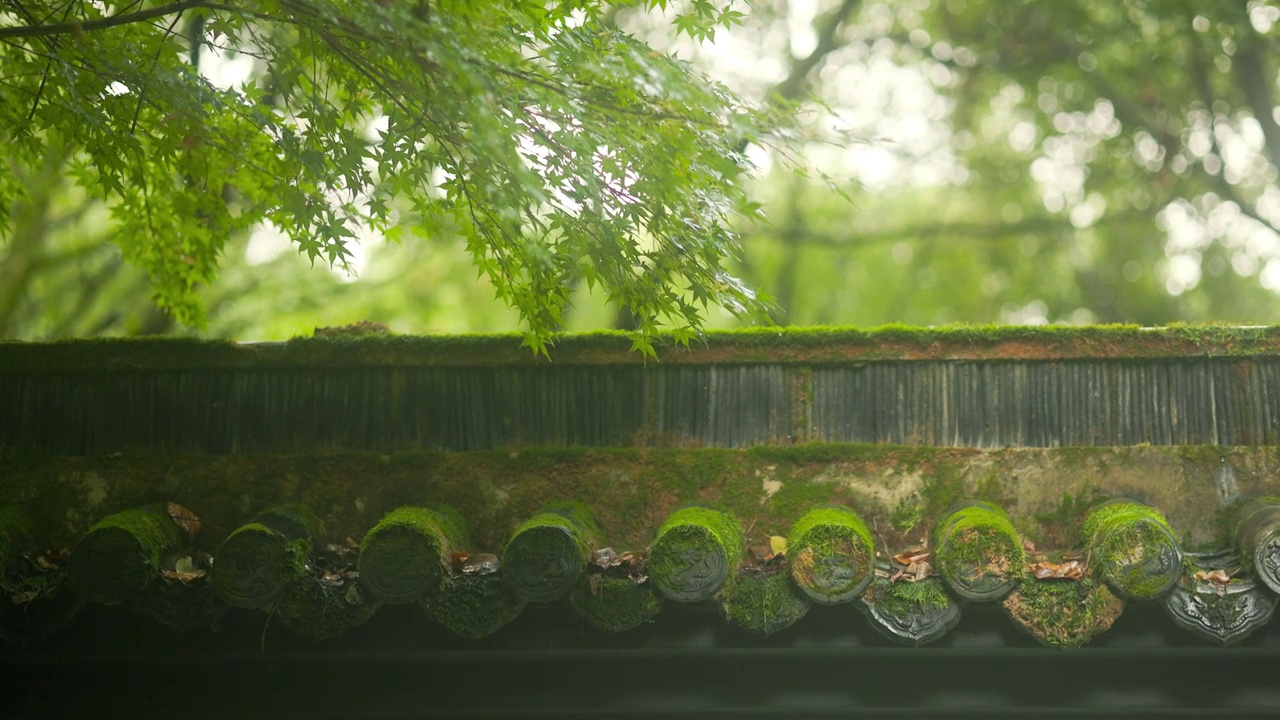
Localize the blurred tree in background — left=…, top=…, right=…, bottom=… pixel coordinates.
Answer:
left=721, top=0, right=1280, bottom=326
left=3, top=0, right=1279, bottom=341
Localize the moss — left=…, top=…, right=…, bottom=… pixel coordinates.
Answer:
left=870, top=577, right=952, bottom=614
left=9, top=325, right=1280, bottom=371
left=68, top=505, right=185, bottom=604
left=0, top=505, right=37, bottom=576
left=501, top=502, right=600, bottom=603
left=569, top=575, right=663, bottom=634
left=0, top=583, right=82, bottom=648
left=787, top=506, right=874, bottom=604
left=1002, top=578, right=1124, bottom=648
left=719, top=568, right=811, bottom=636
left=277, top=577, right=380, bottom=642
left=423, top=573, right=525, bottom=639
left=1083, top=501, right=1181, bottom=600
left=253, top=504, right=324, bottom=543
left=134, top=580, right=227, bottom=633
left=860, top=577, right=960, bottom=646
left=1177, top=445, right=1232, bottom=464
left=358, top=506, right=468, bottom=603
left=210, top=516, right=314, bottom=610
left=648, top=506, right=744, bottom=603
left=934, top=502, right=1025, bottom=601
left=891, top=461, right=983, bottom=538
left=1034, top=483, right=1105, bottom=548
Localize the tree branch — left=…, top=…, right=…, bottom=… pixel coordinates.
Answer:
left=776, top=209, right=1153, bottom=249
left=773, top=0, right=862, bottom=102
left=0, top=0, right=245, bottom=40
left=1233, top=24, right=1280, bottom=172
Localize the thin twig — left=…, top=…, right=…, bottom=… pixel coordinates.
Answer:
left=0, top=0, right=207, bottom=39
left=130, top=10, right=185, bottom=134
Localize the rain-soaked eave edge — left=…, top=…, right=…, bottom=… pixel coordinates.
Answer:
left=4, top=324, right=1280, bottom=372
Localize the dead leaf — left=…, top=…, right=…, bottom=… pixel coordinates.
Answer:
left=893, top=550, right=931, bottom=566
left=769, top=536, right=788, bottom=557
left=461, top=553, right=499, bottom=575
left=1194, top=569, right=1233, bottom=585
left=889, top=558, right=933, bottom=583
left=33, top=547, right=70, bottom=570
left=318, top=571, right=345, bottom=588
left=162, top=569, right=207, bottom=583
left=590, top=547, right=617, bottom=569
left=345, top=584, right=363, bottom=605
left=344, top=536, right=359, bottom=549
left=905, top=559, right=932, bottom=581
left=166, top=502, right=202, bottom=540
left=162, top=555, right=208, bottom=584
left=450, top=551, right=470, bottom=573
left=1028, top=560, right=1085, bottom=580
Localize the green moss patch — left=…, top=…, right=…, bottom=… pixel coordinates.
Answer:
left=9, top=325, right=1280, bottom=372
left=649, top=506, right=744, bottom=603
left=719, top=568, right=811, bottom=636
left=278, top=578, right=380, bottom=642
left=359, top=506, right=468, bottom=604
left=1083, top=501, right=1181, bottom=600
left=1002, top=579, right=1124, bottom=648
left=134, top=579, right=227, bottom=633
left=502, top=502, right=600, bottom=603
left=570, top=575, right=663, bottom=634
left=866, top=577, right=951, bottom=614
left=787, top=505, right=874, bottom=604
left=423, top=573, right=525, bottom=639
left=0, top=505, right=37, bottom=577
left=859, top=577, right=960, bottom=646
left=68, top=505, right=185, bottom=604
left=934, top=502, right=1025, bottom=601
left=210, top=523, right=310, bottom=609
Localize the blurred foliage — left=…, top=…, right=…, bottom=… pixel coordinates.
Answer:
left=3, top=0, right=1280, bottom=343
left=735, top=0, right=1280, bottom=327
left=0, top=0, right=775, bottom=352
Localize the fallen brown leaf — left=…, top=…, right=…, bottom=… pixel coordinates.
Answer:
left=167, top=502, right=202, bottom=540
left=162, top=569, right=207, bottom=584
left=461, top=553, right=499, bottom=575
left=893, top=550, right=931, bottom=566
left=1194, top=569, right=1232, bottom=585
left=450, top=551, right=470, bottom=573
left=1028, top=559, right=1085, bottom=580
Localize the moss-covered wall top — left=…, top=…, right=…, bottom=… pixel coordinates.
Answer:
left=5, top=325, right=1280, bottom=369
